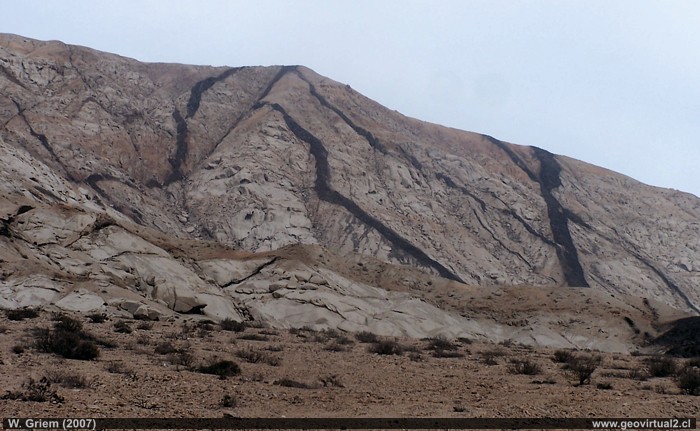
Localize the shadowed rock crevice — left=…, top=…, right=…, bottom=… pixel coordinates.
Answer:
left=12, top=100, right=76, bottom=182
left=84, top=174, right=144, bottom=223
left=438, top=171, right=554, bottom=246
left=207, top=66, right=298, bottom=159
left=221, top=257, right=280, bottom=288
left=267, top=102, right=464, bottom=283
left=472, top=209, right=531, bottom=268
left=531, top=147, right=589, bottom=287
left=295, top=71, right=387, bottom=154
left=252, top=66, right=299, bottom=110
left=485, top=134, right=588, bottom=287
left=602, top=227, right=700, bottom=314
left=436, top=173, right=486, bottom=211
left=165, top=109, right=188, bottom=185
left=186, top=68, right=241, bottom=119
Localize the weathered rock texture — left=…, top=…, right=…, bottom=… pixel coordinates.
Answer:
left=0, top=34, right=698, bottom=349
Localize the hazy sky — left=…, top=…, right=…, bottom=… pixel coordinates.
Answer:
left=3, top=1, right=699, bottom=197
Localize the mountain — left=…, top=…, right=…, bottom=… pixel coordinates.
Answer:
left=0, top=34, right=698, bottom=352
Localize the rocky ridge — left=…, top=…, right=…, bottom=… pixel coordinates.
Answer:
left=0, top=34, right=699, bottom=352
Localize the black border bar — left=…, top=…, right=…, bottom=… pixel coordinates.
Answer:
left=3, top=417, right=697, bottom=430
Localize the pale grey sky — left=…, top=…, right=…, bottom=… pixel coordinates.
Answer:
left=2, top=0, right=699, bottom=197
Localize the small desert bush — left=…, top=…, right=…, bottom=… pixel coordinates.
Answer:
left=596, top=382, right=614, bottom=390
left=408, top=352, right=425, bottom=362
left=113, top=321, right=132, bottom=334
left=220, top=394, right=237, bottom=408
left=355, top=331, right=379, bottom=343
left=12, top=344, right=25, bottom=354
left=676, top=365, right=700, bottom=396
left=480, top=349, right=506, bottom=365
left=196, top=359, right=241, bottom=378
left=627, top=368, right=650, bottom=381
left=499, top=339, right=514, bottom=347
left=368, top=339, right=404, bottom=356
left=34, top=316, right=100, bottom=360
left=644, top=356, right=677, bottom=378
left=136, top=321, right=153, bottom=331
left=87, top=313, right=108, bottom=323
left=552, top=349, right=574, bottom=364
left=168, top=351, right=195, bottom=368
left=238, top=333, right=269, bottom=342
left=220, top=318, right=247, bottom=332
left=566, top=354, right=602, bottom=385
left=236, top=347, right=280, bottom=366
left=432, top=349, right=466, bottom=358
left=324, top=342, right=349, bottom=352
left=425, top=335, right=459, bottom=351
left=1, top=378, right=63, bottom=403
left=105, top=361, right=134, bottom=375
left=274, top=378, right=313, bottom=389
left=509, top=358, right=542, bottom=375
left=154, top=341, right=180, bottom=355
left=320, top=375, right=345, bottom=388
left=43, top=370, right=91, bottom=389
left=5, top=308, right=39, bottom=321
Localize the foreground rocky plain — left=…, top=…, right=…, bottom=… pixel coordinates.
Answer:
left=1, top=310, right=699, bottom=418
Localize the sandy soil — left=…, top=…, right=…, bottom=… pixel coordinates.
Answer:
left=1, top=311, right=698, bottom=421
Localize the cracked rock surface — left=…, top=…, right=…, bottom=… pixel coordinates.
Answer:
left=0, top=34, right=698, bottom=349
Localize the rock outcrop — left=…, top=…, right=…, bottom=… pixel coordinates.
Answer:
left=0, top=34, right=698, bottom=352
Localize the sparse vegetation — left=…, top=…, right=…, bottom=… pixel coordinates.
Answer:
left=34, top=315, right=100, bottom=360
left=644, top=355, right=677, bottom=378
left=355, top=331, right=379, bottom=343
left=43, top=370, right=91, bottom=389
left=113, top=321, right=132, bottom=334
left=236, top=347, right=281, bottom=366
left=137, top=321, right=154, bottom=330
left=220, top=394, right=237, bottom=408
left=565, top=354, right=602, bottom=386
left=167, top=351, right=195, bottom=368
left=628, top=368, right=650, bottom=381
left=154, top=342, right=180, bottom=355
left=368, top=339, right=404, bottom=356
left=480, top=349, right=506, bottom=365
left=220, top=318, right=247, bottom=332
left=105, top=361, right=136, bottom=378
left=320, top=375, right=344, bottom=388
left=274, top=378, right=313, bottom=389
left=425, top=335, right=459, bottom=351
left=238, top=333, right=270, bottom=342
left=87, top=313, right=108, bottom=323
left=676, top=364, right=700, bottom=396
left=5, top=308, right=39, bottom=321
left=408, top=352, right=425, bottom=362
left=432, top=349, right=466, bottom=358
left=552, top=349, right=574, bottom=364
left=196, top=359, right=241, bottom=378
left=1, top=378, right=63, bottom=403
left=324, top=342, right=349, bottom=352
left=508, top=358, right=542, bottom=375
left=12, top=344, right=25, bottom=354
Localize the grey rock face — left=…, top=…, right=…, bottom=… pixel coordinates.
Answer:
left=0, top=33, right=699, bottom=327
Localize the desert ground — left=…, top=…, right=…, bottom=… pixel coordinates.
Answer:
left=1, top=309, right=698, bottom=421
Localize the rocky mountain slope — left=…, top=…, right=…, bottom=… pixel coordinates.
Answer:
left=0, top=34, right=698, bottom=352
